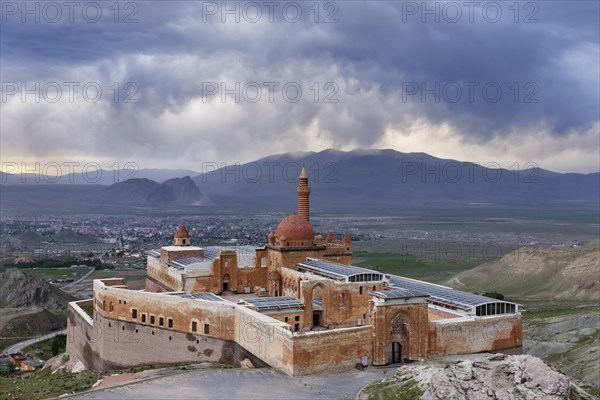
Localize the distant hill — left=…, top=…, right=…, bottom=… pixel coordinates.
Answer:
left=99, top=178, right=160, bottom=203
left=146, top=176, right=212, bottom=205
left=99, top=176, right=213, bottom=206
left=443, top=240, right=600, bottom=300
left=0, top=269, right=76, bottom=310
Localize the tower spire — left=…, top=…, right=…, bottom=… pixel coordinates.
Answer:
left=297, top=167, right=311, bottom=222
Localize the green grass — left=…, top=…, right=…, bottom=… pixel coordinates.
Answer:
left=518, top=299, right=599, bottom=320
left=79, top=304, right=94, bottom=318
left=209, top=363, right=235, bottom=369
left=123, top=275, right=147, bottom=283
left=353, top=251, right=479, bottom=283
left=0, top=368, right=98, bottom=400
left=25, top=267, right=92, bottom=280
left=5, top=258, right=113, bottom=270
left=362, top=378, right=423, bottom=400
left=22, top=335, right=67, bottom=361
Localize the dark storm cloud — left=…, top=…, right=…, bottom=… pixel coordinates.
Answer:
left=1, top=0, right=598, bottom=169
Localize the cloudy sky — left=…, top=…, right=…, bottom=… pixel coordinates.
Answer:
left=1, top=1, right=598, bottom=173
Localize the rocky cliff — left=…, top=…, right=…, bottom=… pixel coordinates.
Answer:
left=361, top=354, right=596, bottom=400
left=0, top=268, right=76, bottom=310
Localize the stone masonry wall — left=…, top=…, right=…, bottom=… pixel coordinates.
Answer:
left=428, top=314, right=523, bottom=356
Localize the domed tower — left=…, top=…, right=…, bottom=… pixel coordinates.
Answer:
left=174, top=224, right=191, bottom=246
left=297, top=167, right=311, bottom=222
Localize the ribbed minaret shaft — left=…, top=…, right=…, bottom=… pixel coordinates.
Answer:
left=297, top=167, right=311, bottom=222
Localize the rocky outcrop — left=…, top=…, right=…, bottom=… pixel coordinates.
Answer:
left=146, top=176, right=209, bottom=205
left=44, top=353, right=86, bottom=374
left=99, top=176, right=213, bottom=206
left=373, top=354, right=595, bottom=400
left=0, top=268, right=76, bottom=310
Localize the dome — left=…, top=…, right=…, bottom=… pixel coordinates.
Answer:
left=275, top=214, right=314, bottom=241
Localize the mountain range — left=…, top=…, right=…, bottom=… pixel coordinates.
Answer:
left=1, top=149, right=598, bottom=214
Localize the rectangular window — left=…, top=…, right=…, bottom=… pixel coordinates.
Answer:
left=159, top=317, right=164, bottom=327
left=168, top=318, right=173, bottom=328
left=132, top=309, right=138, bottom=319
left=192, top=321, right=197, bottom=332
left=284, top=317, right=289, bottom=323
left=294, top=316, right=300, bottom=321
left=150, top=315, right=155, bottom=325
left=204, top=324, right=210, bottom=334
left=294, top=323, right=299, bottom=331
left=141, top=314, right=147, bottom=323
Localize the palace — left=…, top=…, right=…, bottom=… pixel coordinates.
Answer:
left=67, top=168, right=523, bottom=375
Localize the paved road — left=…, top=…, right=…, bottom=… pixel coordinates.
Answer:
left=71, top=367, right=397, bottom=399
left=3, top=329, right=68, bottom=355
left=62, top=267, right=96, bottom=289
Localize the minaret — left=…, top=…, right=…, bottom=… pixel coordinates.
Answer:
left=297, top=167, right=311, bottom=222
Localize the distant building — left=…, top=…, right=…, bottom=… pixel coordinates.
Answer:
left=21, top=359, right=45, bottom=371
left=7, top=352, right=27, bottom=368
left=67, top=168, right=523, bottom=375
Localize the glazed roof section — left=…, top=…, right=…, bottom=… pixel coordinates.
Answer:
left=370, top=287, right=429, bottom=299
left=174, top=292, right=224, bottom=302
left=388, top=275, right=522, bottom=313
left=146, top=249, right=160, bottom=258
left=242, top=296, right=304, bottom=312
left=147, top=245, right=257, bottom=272
left=296, top=258, right=385, bottom=282
left=297, top=258, right=521, bottom=314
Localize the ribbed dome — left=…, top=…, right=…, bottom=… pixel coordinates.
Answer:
left=275, top=215, right=314, bottom=241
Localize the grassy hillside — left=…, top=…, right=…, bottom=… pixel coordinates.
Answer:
left=353, top=252, right=480, bottom=283
left=443, top=240, right=599, bottom=300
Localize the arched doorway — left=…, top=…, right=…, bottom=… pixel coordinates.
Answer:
left=389, top=313, right=411, bottom=364
left=223, top=274, right=230, bottom=292
left=268, top=271, right=281, bottom=296
left=311, top=284, right=324, bottom=329
left=387, top=342, right=401, bottom=364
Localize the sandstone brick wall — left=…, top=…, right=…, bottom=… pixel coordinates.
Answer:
left=147, top=255, right=182, bottom=291
left=428, top=306, right=462, bottom=321
left=290, top=326, right=372, bottom=375
left=67, top=300, right=267, bottom=370
left=233, top=305, right=294, bottom=375
left=371, top=302, right=430, bottom=365
left=428, top=314, right=523, bottom=356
